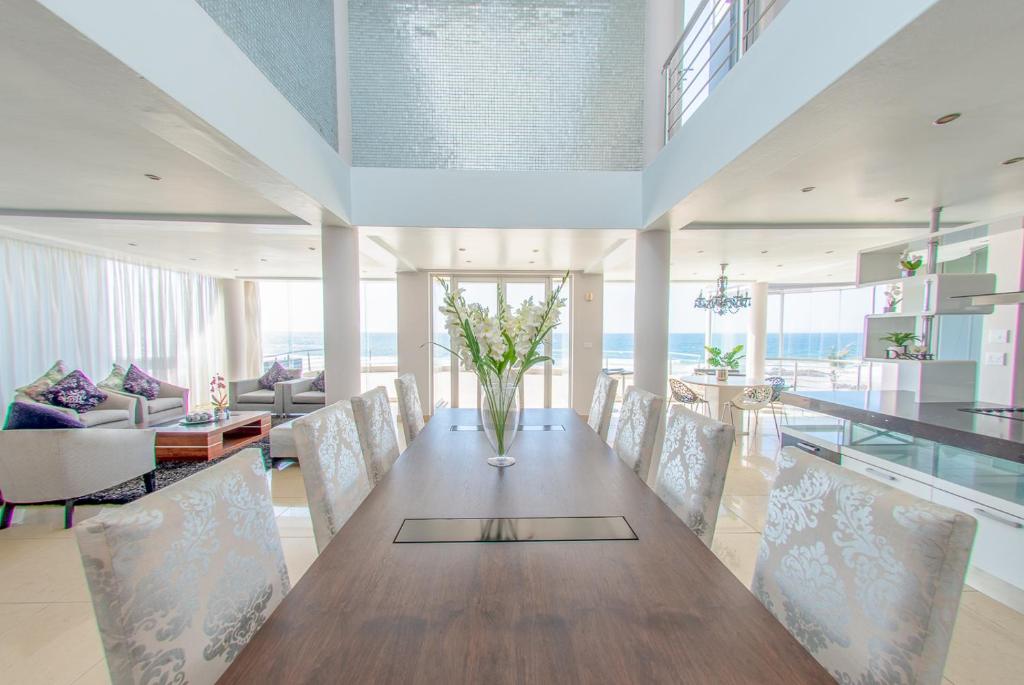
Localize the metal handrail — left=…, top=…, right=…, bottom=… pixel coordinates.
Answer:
left=662, top=0, right=715, bottom=73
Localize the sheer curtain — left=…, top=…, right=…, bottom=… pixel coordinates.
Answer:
left=0, top=237, right=226, bottom=405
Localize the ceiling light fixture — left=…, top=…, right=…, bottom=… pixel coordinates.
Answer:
left=801, top=186, right=815, bottom=193
left=694, top=264, right=750, bottom=316
left=697, top=250, right=704, bottom=254
left=532, top=249, right=540, bottom=253
left=825, top=250, right=834, bottom=254
left=458, top=248, right=466, bottom=252
left=760, top=250, right=768, bottom=254
left=189, top=258, right=198, bottom=261
left=127, top=242, right=138, bottom=247
left=144, top=173, right=162, bottom=181
left=307, top=246, right=316, bottom=251
left=260, top=258, right=268, bottom=262
left=933, top=113, right=961, bottom=125
left=1002, top=157, right=1024, bottom=165
left=894, top=197, right=910, bottom=203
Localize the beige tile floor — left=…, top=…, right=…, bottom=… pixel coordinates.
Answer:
left=1, top=423, right=1020, bottom=684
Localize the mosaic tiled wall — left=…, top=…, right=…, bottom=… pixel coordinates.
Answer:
left=196, top=0, right=338, bottom=149
left=349, top=0, right=645, bottom=171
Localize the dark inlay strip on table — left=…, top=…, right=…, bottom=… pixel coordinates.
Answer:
left=449, top=424, right=565, bottom=431
left=394, top=516, right=638, bottom=543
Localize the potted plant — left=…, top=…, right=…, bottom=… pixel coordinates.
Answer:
left=705, top=344, right=744, bottom=381
left=882, top=283, right=902, bottom=313
left=210, top=373, right=229, bottom=419
left=899, top=250, right=923, bottom=277
left=879, top=332, right=920, bottom=359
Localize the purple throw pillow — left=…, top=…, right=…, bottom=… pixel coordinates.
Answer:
left=3, top=401, right=86, bottom=429
left=41, top=370, right=108, bottom=413
left=123, top=364, right=161, bottom=400
left=311, top=371, right=325, bottom=392
left=258, top=362, right=292, bottom=390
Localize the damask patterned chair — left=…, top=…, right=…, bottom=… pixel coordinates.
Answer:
left=652, top=405, right=734, bottom=546
left=394, top=373, right=426, bottom=445
left=728, top=384, right=779, bottom=440
left=612, top=387, right=664, bottom=481
left=75, top=449, right=290, bottom=685
left=292, top=402, right=373, bottom=553
left=350, top=386, right=400, bottom=484
left=668, top=378, right=711, bottom=417
left=587, top=372, right=619, bottom=440
left=754, top=446, right=976, bottom=685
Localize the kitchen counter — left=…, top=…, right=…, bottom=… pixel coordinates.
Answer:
left=781, top=390, right=1024, bottom=463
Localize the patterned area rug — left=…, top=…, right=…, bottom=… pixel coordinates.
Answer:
left=79, top=416, right=293, bottom=505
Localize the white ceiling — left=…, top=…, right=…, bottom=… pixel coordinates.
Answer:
left=660, top=0, right=1024, bottom=229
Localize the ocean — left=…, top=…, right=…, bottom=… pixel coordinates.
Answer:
left=263, top=331, right=864, bottom=369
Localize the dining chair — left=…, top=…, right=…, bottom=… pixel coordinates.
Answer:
left=612, top=387, right=664, bottom=481
left=652, top=405, right=734, bottom=546
left=728, top=384, right=779, bottom=440
left=292, top=402, right=373, bottom=553
left=75, top=449, right=290, bottom=685
left=764, top=375, right=789, bottom=426
left=587, top=371, right=619, bottom=440
left=753, top=446, right=976, bottom=685
left=668, top=377, right=711, bottom=417
left=394, top=373, right=427, bottom=445
left=351, top=386, right=401, bottom=484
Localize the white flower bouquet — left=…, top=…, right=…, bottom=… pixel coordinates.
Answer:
left=435, top=273, right=568, bottom=466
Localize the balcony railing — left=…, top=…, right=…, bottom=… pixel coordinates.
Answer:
left=663, top=0, right=789, bottom=142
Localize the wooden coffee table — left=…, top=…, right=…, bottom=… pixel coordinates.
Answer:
left=146, top=411, right=271, bottom=462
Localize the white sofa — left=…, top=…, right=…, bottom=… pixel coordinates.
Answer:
left=280, top=377, right=326, bottom=416
left=0, top=427, right=156, bottom=528
left=229, top=378, right=286, bottom=415
left=112, top=379, right=189, bottom=425
left=10, top=392, right=138, bottom=428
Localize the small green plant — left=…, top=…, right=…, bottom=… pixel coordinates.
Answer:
left=880, top=332, right=920, bottom=347
left=705, top=344, right=745, bottom=370
left=899, top=250, right=923, bottom=273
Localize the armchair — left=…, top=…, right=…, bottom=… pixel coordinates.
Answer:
left=10, top=391, right=138, bottom=428
left=0, top=427, right=156, bottom=528
left=280, top=376, right=326, bottom=416
left=113, top=379, right=190, bottom=425
left=229, top=378, right=284, bottom=414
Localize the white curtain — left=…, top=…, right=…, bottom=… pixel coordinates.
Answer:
left=0, top=237, right=226, bottom=405
left=243, top=280, right=263, bottom=377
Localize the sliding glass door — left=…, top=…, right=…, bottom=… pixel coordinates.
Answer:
left=430, top=274, right=571, bottom=409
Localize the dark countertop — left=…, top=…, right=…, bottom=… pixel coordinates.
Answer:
left=781, top=390, right=1024, bottom=463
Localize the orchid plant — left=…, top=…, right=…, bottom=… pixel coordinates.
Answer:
left=434, top=273, right=568, bottom=461
left=209, top=373, right=228, bottom=410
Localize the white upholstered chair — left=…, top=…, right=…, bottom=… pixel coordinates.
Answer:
left=612, top=387, right=664, bottom=481
left=292, top=402, right=373, bottom=553
left=652, top=405, right=734, bottom=546
left=350, top=386, right=400, bottom=484
left=587, top=372, right=618, bottom=440
left=75, top=449, right=289, bottom=685
left=753, top=446, right=976, bottom=685
left=394, top=373, right=426, bottom=445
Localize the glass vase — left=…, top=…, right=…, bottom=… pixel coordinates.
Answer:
left=479, top=375, right=521, bottom=467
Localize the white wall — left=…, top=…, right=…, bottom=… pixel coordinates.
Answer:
left=644, top=1, right=685, bottom=164
left=351, top=168, right=642, bottom=229
left=572, top=272, right=605, bottom=415
left=978, top=219, right=1024, bottom=405
left=334, top=0, right=352, bottom=166
left=397, top=271, right=432, bottom=414
left=38, top=0, right=352, bottom=224
left=642, top=0, right=941, bottom=227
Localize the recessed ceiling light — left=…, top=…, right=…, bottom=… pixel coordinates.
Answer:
left=189, top=257, right=198, bottom=261
left=144, top=173, right=161, bottom=181
left=933, top=112, right=961, bottom=125
left=826, top=273, right=833, bottom=277
left=825, top=250, right=834, bottom=254
left=691, top=272, right=697, bottom=275
left=307, top=246, right=316, bottom=251
left=697, top=250, right=704, bottom=254
left=532, top=249, right=540, bottom=253
left=458, top=247, right=466, bottom=252
left=233, top=268, right=239, bottom=272
left=1002, top=156, right=1024, bottom=165
left=260, top=258, right=268, bottom=262
left=127, top=242, right=137, bottom=247
left=465, top=260, right=472, bottom=264
left=801, top=186, right=815, bottom=193
left=894, top=196, right=910, bottom=203
left=760, top=250, right=768, bottom=254
left=528, top=260, right=535, bottom=264
left=776, top=264, right=783, bottom=267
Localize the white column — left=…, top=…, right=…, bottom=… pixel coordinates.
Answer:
left=322, top=224, right=362, bottom=404
left=633, top=229, right=671, bottom=396
left=221, top=278, right=247, bottom=380
left=746, top=282, right=769, bottom=381
left=397, top=271, right=431, bottom=412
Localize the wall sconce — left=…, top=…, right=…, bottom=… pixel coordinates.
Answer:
left=584, top=292, right=594, bottom=302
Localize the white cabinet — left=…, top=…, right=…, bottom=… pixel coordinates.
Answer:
left=840, top=450, right=934, bottom=501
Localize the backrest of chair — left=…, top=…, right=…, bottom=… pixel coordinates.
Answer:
left=668, top=378, right=699, bottom=404
left=587, top=372, right=619, bottom=440
left=764, top=376, right=786, bottom=401
left=753, top=447, right=976, bottom=685
left=612, top=387, right=664, bottom=481
left=350, top=386, right=400, bottom=484
left=653, top=405, right=734, bottom=546
left=75, top=449, right=289, bottom=685
left=743, top=384, right=774, bottom=403
left=293, top=402, right=373, bottom=553
left=393, top=373, right=426, bottom=444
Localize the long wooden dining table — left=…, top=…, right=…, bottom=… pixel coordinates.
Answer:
left=219, top=408, right=832, bottom=683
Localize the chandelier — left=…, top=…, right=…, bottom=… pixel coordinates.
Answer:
left=694, top=263, right=751, bottom=315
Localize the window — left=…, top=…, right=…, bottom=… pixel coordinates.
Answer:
left=359, top=280, right=397, bottom=392
left=669, top=283, right=707, bottom=375
left=259, top=281, right=324, bottom=372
